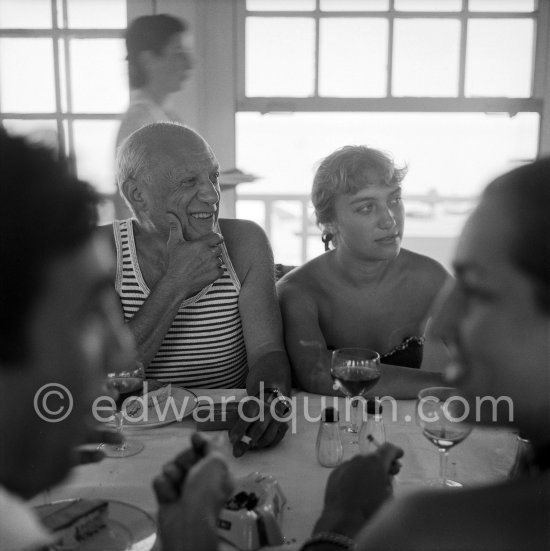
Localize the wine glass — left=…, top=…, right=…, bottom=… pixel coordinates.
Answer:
left=416, top=386, right=473, bottom=487
left=103, top=362, right=145, bottom=458
left=330, top=348, right=381, bottom=440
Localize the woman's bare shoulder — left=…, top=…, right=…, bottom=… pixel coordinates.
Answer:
left=397, top=249, right=450, bottom=288
left=277, top=254, right=331, bottom=298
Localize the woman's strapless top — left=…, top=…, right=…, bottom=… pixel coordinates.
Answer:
left=327, top=336, right=425, bottom=369
left=380, top=336, right=425, bottom=369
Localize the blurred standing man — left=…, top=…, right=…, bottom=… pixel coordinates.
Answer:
left=115, top=14, right=193, bottom=219
left=100, top=122, right=292, bottom=457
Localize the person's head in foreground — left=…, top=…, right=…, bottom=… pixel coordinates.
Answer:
left=117, top=122, right=220, bottom=240
left=434, top=158, right=550, bottom=443
left=312, top=145, right=407, bottom=259
left=0, top=133, right=133, bottom=499
left=126, top=14, right=192, bottom=93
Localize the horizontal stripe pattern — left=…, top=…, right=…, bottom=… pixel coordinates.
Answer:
left=114, top=219, right=248, bottom=388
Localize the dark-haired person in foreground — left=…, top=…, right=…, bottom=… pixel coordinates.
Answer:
left=161, top=158, right=550, bottom=550
left=0, top=133, right=233, bottom=551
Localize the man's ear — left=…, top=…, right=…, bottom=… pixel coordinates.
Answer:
left=121, top=178, right=146, bottom=212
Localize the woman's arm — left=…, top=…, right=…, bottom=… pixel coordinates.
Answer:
left=278, top=279, right=339, bottom=395
left=279, top=278, right=443, bottom=398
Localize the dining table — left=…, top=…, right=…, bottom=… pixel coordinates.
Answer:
left=30, top=388, right=518, bottom=550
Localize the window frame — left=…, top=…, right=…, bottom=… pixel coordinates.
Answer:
left=0, top=0, right=125, bottom=173
left=236, top=0, right=548, bottom=147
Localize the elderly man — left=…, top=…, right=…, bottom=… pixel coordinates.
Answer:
left=0, top=133, right=233, bottom=551
left=100, top=122, right=291, bottom=455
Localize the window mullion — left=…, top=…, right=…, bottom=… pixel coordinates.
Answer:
left=314, top=0, right=320, bottom=98
left=532, top=0, right=548, bottom=99
left=60, top=0, right=76, bottom=174
left=387, top=0, right=395, bottom=97
left=458, top=0, right=468, bottom=98
left=236, top=0, right=247, bottom=102
left=50, top=0, right=66, bottom=160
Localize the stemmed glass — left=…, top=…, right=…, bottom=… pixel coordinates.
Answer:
left=416, top=386, right=473, bottom=487
left=103, top=362, right=145, bottom=458
left=330, top=348, right=381, bottom=440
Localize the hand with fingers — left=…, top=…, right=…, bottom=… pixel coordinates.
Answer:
left=313, top=442, right=404, bottom=539
left=153, top=433, right=234, bottom=551
left=229, top=396, right=290, bottom=458
left=164, top=213, right=225, bottom=300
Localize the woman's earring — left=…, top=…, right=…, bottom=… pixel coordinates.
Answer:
left=322, top=232, right=334, bottom=251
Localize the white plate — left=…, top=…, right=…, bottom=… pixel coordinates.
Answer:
left=36, top=499, right=157, bottom=551
left=106, top=385, right=197, bottom=430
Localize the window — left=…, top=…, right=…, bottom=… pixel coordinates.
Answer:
left=236, top=0, right=546, bottom=266
left=0, top=0, right=127, bottom=222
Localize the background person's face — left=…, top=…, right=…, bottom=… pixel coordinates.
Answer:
left=432, top=197, right=550, bottom=431
left=331, top=178, right=404, bottom=261
left=154, top=32, right=193, bottom=92
left=5, top=236, right=134, bottom=497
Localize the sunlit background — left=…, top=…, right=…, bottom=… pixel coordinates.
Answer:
left=1, top=0, right=548, bottom=269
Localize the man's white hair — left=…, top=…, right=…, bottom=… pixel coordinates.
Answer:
left=115, top=122, right=202, bottom=215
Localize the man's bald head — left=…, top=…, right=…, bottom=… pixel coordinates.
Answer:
left=116, top=122, right=213, bottom=212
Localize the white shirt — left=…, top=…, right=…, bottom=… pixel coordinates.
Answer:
left=0, top=486, right=53, bottom=551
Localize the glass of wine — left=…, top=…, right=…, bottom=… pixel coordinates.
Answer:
left=330, top=348, right=381, bottom=439
left=416, top=386, right=473, bottom=487
left=103, top=362, right=145, bottom=458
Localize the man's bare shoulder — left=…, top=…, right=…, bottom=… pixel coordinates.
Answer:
left=219, top=218, right=269, bottom=254
left=218, top=218, right=272, bottom=282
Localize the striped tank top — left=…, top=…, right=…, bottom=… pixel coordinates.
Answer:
left=114, top=219, right=248, bottom=388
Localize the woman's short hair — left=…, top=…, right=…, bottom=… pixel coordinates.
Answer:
left=126, top=14, right=187, bottom=88
left=483, top=158, right=550, bottom=313
left=312, top=145, right=407, bottom=249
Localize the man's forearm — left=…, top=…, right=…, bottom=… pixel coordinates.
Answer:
left=125, top=278, right=185, bottom=367
left=246, top=349, right=292, bottom=396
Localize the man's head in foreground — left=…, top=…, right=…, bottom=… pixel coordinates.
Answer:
left=0, top=133, right=133, bottom=498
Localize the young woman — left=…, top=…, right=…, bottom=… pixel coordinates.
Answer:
left=278, top=146, right=450, bottom=397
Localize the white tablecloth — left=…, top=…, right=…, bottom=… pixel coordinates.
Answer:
left=31, top=389, right=517, bottom=549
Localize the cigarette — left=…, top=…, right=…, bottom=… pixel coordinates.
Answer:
left=366, top=434, right=401, bottom=470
